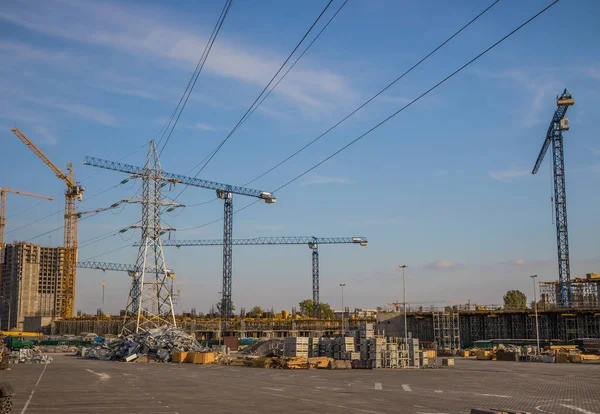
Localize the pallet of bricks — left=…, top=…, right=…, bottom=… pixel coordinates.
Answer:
left=319, top=338, right=333, bottom=358
left=333, top=337, right=358, bottom=361
left=407, top=338, right=420, bottom=368
left=308, top=337, right=319, bottom=358
left=283, top=337, right=308, bottom=358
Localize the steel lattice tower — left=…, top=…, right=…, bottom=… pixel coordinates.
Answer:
left=311, top=246, right=320, bottom=318
left=123, top=141, right=176, bottom=334
left=532, top=89, right=575, bottom=307
left=220, top=191, right=234, bottom=327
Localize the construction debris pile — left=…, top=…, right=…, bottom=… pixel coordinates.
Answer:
left=9, top=348, right=53, bottom=364
left=80, top=326, right=207, bottom=362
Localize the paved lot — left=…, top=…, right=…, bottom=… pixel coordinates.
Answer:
left=1, top=354, right=599, bottom=413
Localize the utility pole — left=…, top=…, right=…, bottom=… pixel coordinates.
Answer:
left=399, top=265, right=408, bottom=345
left=339, top=283, right=346, bottom=336
left=531, top=274, right=540, bottom=354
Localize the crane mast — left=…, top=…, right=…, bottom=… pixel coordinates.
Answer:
left=531, top=89, right=574, bottom=307
left=161, top=236, right=368, bottom=319
left=11, top=127, right=84, bottom=318
left=83, top=146, right=275, bottom=331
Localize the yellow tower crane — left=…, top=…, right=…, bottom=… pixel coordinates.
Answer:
left=11, top=126, right=85, bottom=318
left=0, top=187, right=53, bottom=266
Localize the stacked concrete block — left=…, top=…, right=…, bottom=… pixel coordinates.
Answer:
left=360, top=322, right=374, bottom=339
left=407, top=338, right=420, bottom=368
left=318, top=337, right=333, bottom=358
left=308, top=337, right=320, bottom=358
left=283, top=337, right=309, bottom=358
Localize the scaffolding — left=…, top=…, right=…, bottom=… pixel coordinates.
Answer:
left=540, top=277, right=600, bottom=309
left=433, top=312, right=460, bottom=352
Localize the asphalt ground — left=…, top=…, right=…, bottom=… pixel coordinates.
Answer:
left=1, top=354, right=599, bottom=414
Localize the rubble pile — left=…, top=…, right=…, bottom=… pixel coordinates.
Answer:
left=80, top=326, right=207, bottom=362
left=10, top=348, right=53, bottom=364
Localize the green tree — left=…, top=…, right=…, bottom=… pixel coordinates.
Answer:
left=318, top=302, right=335, bottom=319
left=248, top=306, right=263, bottom=318
left=299, top=299, right=314, bottom=316
left=504, top=290, right=527, bottom=310
left=298, top=299, right=335, bottom=319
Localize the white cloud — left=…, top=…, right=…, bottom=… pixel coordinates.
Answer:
left=0, top=40, right=70, bottom=62
left=586, top=67, right=600, bottom=80
left=26, top=97, right=117, bottom=126
left=300, top=175, right=354, bottom=186
left=105, top=88, right=159, bottom=101
left=0, top=0, right=356, bottom=111
left=32, top=125, right=57, bottom=145
left=422, top=259, right=464, bottom=271
left=472, top=68, right=561, bottom=127
left=195, top=123, right=216, bottom=131
left=489, top=166, right=528, bottom=181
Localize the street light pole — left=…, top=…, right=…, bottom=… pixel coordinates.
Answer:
left=339, top=283, right=346, bottom=336
left=399, top=265, right=408, bottom=346
left=531, top=274, right=540, bottom=354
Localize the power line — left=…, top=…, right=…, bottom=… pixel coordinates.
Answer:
left=272, top=0, right=558, bottom=193
left=6, top=141, right=149, bottom=221
left=243, top=0, right=500, bottom=187
left=157, top=0, right=234, bottom=156
left=80, top=242, right=134, bottom=262
left=169, top=0, right=335, bottom=204
left=178, top=0, right=559, bottom=233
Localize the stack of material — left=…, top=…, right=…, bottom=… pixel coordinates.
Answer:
left=240, top=339, right=282, bottom=357
left=283, top=337, right=308, bottom=358
left=577, top=339, right=600, bottom=354
left=419, top=350, right=429, bottom=367
left=308, top=337, right=320, bottom=358
left=368, top=336, right=385, bottom=368
left=335, top=337, right=355, bottom=360
left=10, top=348, right=53, bottom=364
left=319, top=338, right=333, bottom=358
left=496, top=350, right=518, bottom=362
left=383, top=338, right=399, bottom=368
left=80, top=326, right=206, bottom=362
left=407, top=338, right=420, bottom=368
left=476, top=350, right=495, bottom=360
left=360, top=322, right=374, bottom=339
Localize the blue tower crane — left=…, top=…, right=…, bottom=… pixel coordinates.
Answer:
left=531, top=89, right=575, bottom=307
left=161, top=236, right=368, bottom=318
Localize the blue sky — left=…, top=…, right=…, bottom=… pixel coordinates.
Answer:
left=1, top=0, right=599, bottom=314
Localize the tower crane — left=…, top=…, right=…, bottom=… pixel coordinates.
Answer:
left=11, top=126, right=85, bottom=318
left=0, top=187, right=53, bottom=267
left=82, top=148, right=276, bottom=327
left=160, top=236, right=368, bottom=318
left=531, top=89, right=575, bottom=307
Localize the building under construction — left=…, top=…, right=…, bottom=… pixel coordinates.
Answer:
left=0, top=242, right=65, bottom=330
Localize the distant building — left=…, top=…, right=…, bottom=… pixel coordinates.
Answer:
left=0, top=242, right=65, bottom=330
left=354, top=308, right=378, bottom=319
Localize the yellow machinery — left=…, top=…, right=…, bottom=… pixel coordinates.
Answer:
left=1, top=331, right=42, bottom=338
left=12, top=127, right=85, bottom=318
left=0, top=187, right=53, bottom=264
